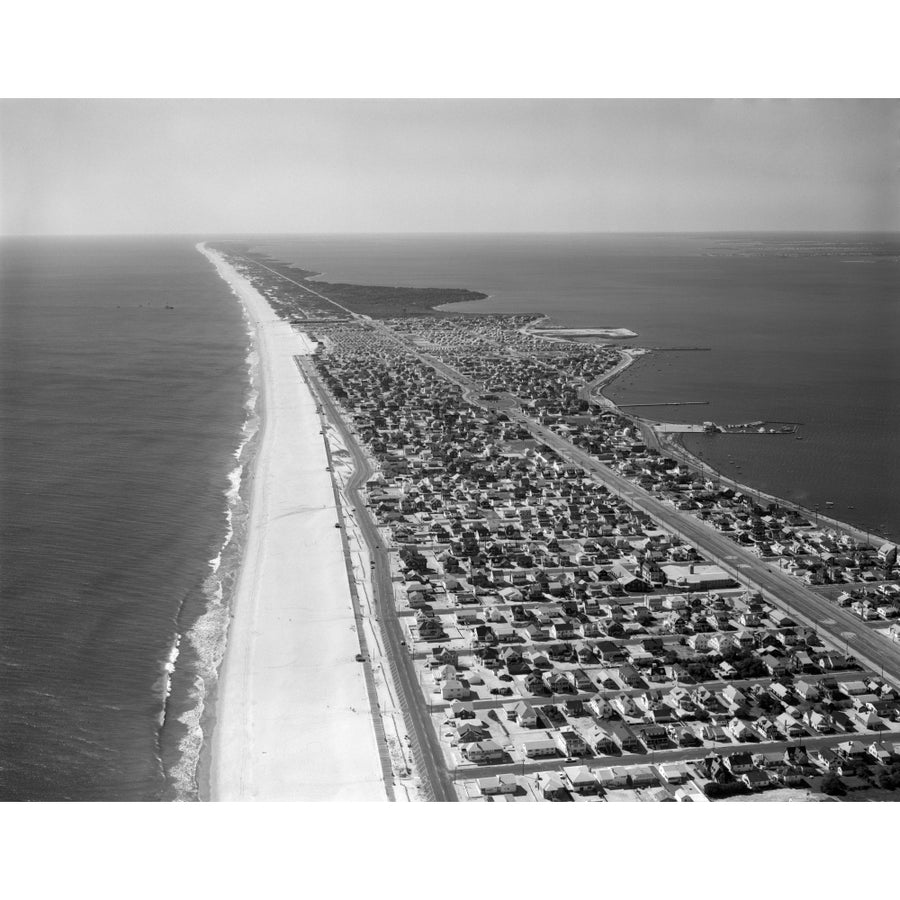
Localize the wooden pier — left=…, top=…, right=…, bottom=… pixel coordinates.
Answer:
left=619, top=400, right=709, bottom=408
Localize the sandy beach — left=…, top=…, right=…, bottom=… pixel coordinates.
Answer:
left=197, top=243, right=387, bottom=801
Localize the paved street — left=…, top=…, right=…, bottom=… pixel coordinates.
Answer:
left=297, top=357, right=457, bottom=802
left=240, top=251, right=900, bottom=798
left=383, top=332, right=900, bottom=690
left=512, top=414, right=900, bottom=689
left=458, top=728, right=893, bottom=782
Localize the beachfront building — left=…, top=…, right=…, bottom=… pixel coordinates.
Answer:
left=232, top=261, right=900, bottom=803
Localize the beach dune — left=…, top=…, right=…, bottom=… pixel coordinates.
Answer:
left=198, top=244, right=387, bottom=801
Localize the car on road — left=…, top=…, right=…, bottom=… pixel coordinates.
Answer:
left=490, top=687, right=513, bottom=696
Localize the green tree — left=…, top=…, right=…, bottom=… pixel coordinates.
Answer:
left=821, top=773, right=846, bottom=796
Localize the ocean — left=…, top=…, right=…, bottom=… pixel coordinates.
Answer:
left=1, top=232, right=896, bottom=801
left=0, top=238, right=253, bottom=801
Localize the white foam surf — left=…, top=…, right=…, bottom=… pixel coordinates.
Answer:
left=165, top=246, right=264, bottom=800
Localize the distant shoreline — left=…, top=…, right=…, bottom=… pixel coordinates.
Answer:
left=212, top=242, right=489, bottom=318
left=219, top=244, right=893, bottom=550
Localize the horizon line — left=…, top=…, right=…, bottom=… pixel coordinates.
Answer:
left=3, top=228, right=899, bottom=239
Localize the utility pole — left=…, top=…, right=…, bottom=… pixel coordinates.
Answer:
left=841, top=631, right=855, bottom=659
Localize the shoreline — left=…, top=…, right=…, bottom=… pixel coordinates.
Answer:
left=161, top=298, right=262, bottom=802
left=193, top=354, right=262, bottom=803
left=589, top=347, right=889, bottom=547
left=195, top=243, right=387, bottom=801
left=220, top=242, right=890, bottom=553
left=180, top=266, right=266, bottom=802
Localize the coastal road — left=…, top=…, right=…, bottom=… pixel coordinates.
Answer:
left=296, top=356, right=457, bottom=802
left=652, top=428, right=887, bottom=548
left=231, top=257, right=900, bottom=781
left=508, top=411, right=900, bottom=689
left=384, top=340, right=900, bottom=691
left=235, top=254, right=360, bottom=320
left=581, top=354, right=890, bottom=549
left=231, top=258, right=455, bottom=799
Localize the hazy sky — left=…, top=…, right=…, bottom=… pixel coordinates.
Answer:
left=1, top=99, right=897, bottom=235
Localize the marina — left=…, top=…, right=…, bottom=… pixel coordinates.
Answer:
left=640, top=420, right=800, bottom=435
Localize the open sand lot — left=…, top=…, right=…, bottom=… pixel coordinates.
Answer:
left=198, top=244, right=386, bottom=801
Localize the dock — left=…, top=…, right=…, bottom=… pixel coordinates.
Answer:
left=619, top=400, right=709, bottom=408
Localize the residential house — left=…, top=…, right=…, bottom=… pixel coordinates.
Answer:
left=659, top=762, right=690, bottom=784
left=555, top=729, right=590, bottom=758
left=724, top=752, right=754, bottom=775
left=447, top=700, right=476, bottom=719
left=742, top=770, right=771, bottom=791
left=867, top=742, right=894, bottom=765
left=629, top=766, right=657, bottom=787
left=418, top=617, right=446, bottom=641
left=454, top=723, right=491, bottom=745
left=762, top=654, right=790, bottom=676
left=605, top=721, right=644, bottom=753
left=720, top=685, right=749, bottom=714
left=441, top=679, right=468, bottom=701
left=587, top=696, right=613, bottom=719
left=794, top=680, right=821, bottom=702
left=519, top=736, right=560, bottom=759
left=541, top=776, right=570, bottom=801
left=586, top=725, right=618, bottom=755
left=543, top=671, right=574, bottom=694
left=511, top=700, right=540, bottom=728
left=701, top=723, right=729, bottom=743
left=478, top=774, right=519, bottom=796
left=464, top=740, right=505, bottom=763
left=850, top=708, right=882, bottom=730
left=639, top=724, right=669, bottom=750
left=524, top=672, right=550, bottom=696
left=775, top=712, right=806, bottom=739
left=563, top=765, right=600, bottom=795
left=803, top=710, right=834, bottom=734
left=596, top=767, right=630, bottom=789
left=728, top=718, right=754, bottom=741
left=611, top=695, right=640, bottom=718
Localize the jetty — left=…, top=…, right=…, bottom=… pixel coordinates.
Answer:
left=619, top=400, right=709, bottom=408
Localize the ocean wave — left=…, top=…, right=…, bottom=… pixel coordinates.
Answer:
left=166, top=429, right=255, bottom=799
left=163, top=634, right=181, bottom=701
left=225, top=465, right=243, bottom=502
left=154, top=632, right=183, bottom=727
left=162, top=261, right=262, bottom=800
left=168, top=599, right=232, bottom=800
left=166, top=425, right=255, bottom=799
